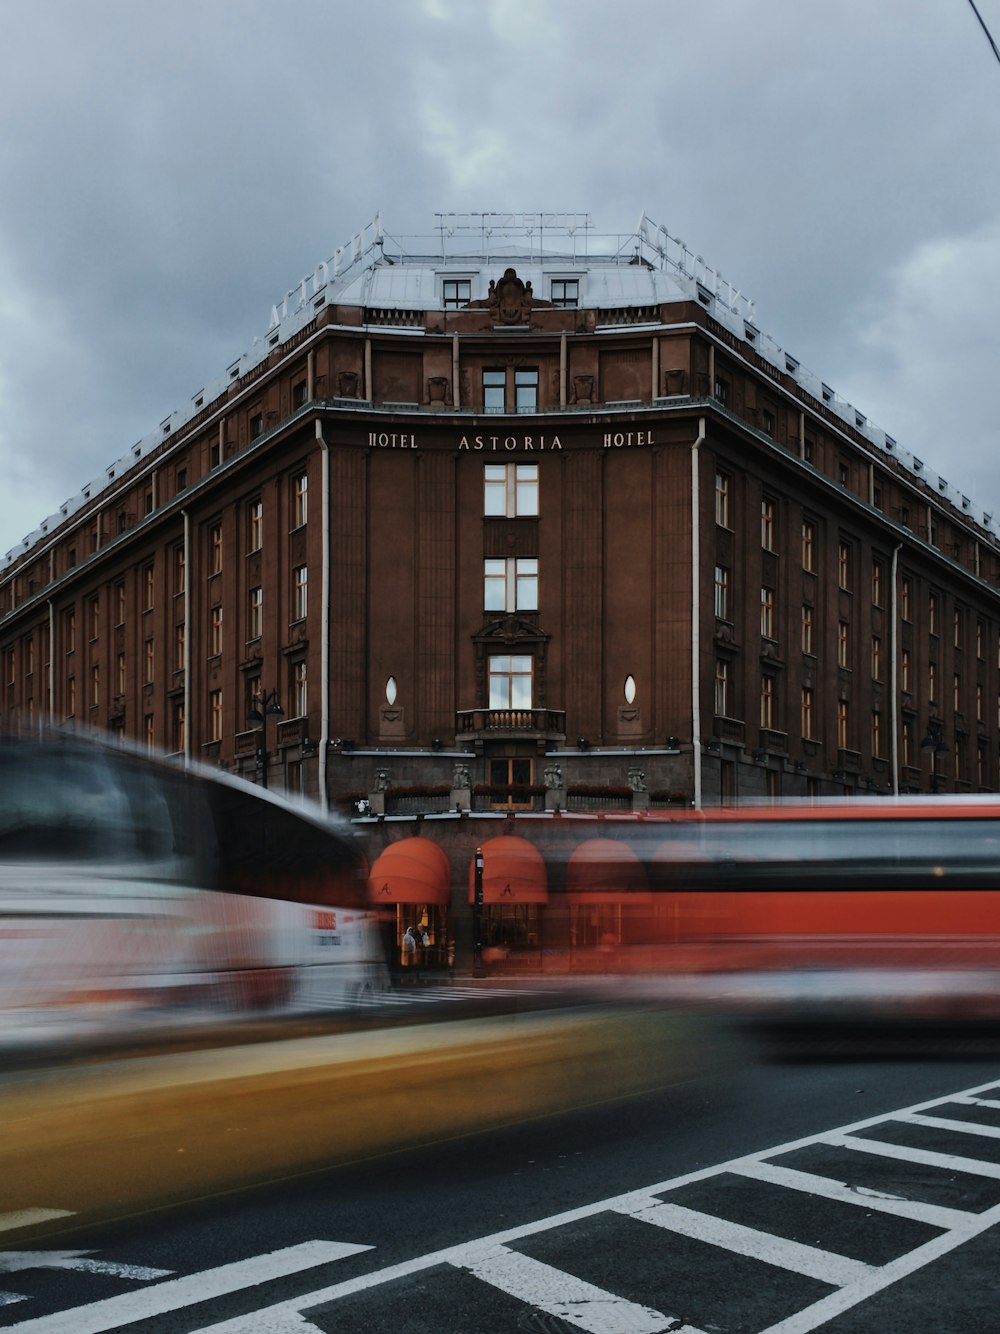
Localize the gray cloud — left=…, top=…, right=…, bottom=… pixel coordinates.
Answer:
left=2, top=0, right=1000, bottom=548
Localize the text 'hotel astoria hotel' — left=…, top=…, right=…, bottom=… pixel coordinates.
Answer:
left=2, top=211, right=999, bottom=828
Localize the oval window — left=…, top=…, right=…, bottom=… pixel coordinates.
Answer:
left=385, top=676, right=397, bottom=706
left=624, top=675, right=637, bottom=705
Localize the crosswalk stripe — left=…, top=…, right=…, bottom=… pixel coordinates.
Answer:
left=826, top=1131, right=1000, bottom=1178
left=618, top=1199, right=875, bottom=1288
left=903, top=1111, right=1000, bottom=1139
left=729, top=1159, right=975, bottom=1230
left=460, top=1245, right=703, bottom=1334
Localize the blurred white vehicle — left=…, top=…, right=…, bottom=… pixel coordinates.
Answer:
left=0, top=734, right=386, bottom=1046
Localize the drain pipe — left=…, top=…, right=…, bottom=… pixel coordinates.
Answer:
left=316, top=420, right=331, bottom=812
left=890, top=541, right=902, bottom=795
left=691, top=416, right=707, bottom=809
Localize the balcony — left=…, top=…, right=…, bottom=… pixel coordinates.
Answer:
left=758, top=728, right=789, bottom=756
left=457, top=708, right=565, bottom=742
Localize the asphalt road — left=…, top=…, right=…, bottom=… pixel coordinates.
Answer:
left=4, top=1005, right=1000, bottom=1333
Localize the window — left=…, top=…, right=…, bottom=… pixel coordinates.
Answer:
left=210, top=523, right=223, bottom=575
left=954, top=673, right=962, bottom=714
left=209, top=606, right=223, bottom=657
left=88, top=597, right=99, bottom=641
left=488, top=654, right=532, bottom=710
left=928, top=592, right=938, bottom=636
left=293, top=379, right=308, bottom=408
left=901, top=648, right=911, bottom=693
left=173, top=544, right=185, bottom=596
left=172, top=701, right=185, bottom=754
left=761, top=409, right=774, bottom=438
left=838, top=541, right=851, bottom=591
left=484, top=463, right=539, bottom=517
left=144, top=713, right=155, bottom=752
left=714, top=377, right=729, bottom=407
left=66, top=675, right=76, bottom=718
left=248, top=500, right=263, bottom=553
left=115, top=581, right=126, bottom=626
left=293, top=566, right=308, bottom=621
left=929, top=661, right=937, bottom=703
left=116, top=651, right=126, bottom=696
left=872, top=710, right=883, bottom=758
left=714, top=565, right=730, bottom=620
left=483, top=369, right=505, bottom=413
left=715, top=472, right=730, bottom=527
left=484, top=558, right=538, bottom=613
left=871, top=635, right=882, bottom=681
left=142, top=563, right=154, bottom=611
left=209, top=689, right=223, bottom=743
left=143, top=638, right=154, bottom=685
left=761, top=498, right=775, bottom=551
left=760, top=586, right=774, bottom=639
left=25, top=638, right=33, bottom=676
left=902, top=719, right=912, bottom=768
left=801, top=520, right=815, bottom=572
left=550, top=279, right=579, bottom=307
left=515, top=369, right=538, bottom=414
left=954, top=608, right=963, bottom=650
left=487, top=757, right=536, bottom=809
left=872, top=561, right=883, bottom=607
left=174, top=623, right=185, bottom=672
left=248, top=587, right=263, bottom=641
left=760, top=675, right=775, bottom=729
left=978, top=682, right=984, bottom=723
left=837, top=620, right=849, bottom=669
left=65, top=609, right=76, bottom=654
left=290, top=660, right=307, bottom=718
left=442, top=278, right=471, bottom=309
left=801, top=686, right=814, bottom=740
left=89, top=664, right=100, bottom=708
left=250, top=412, right=264, bottom=440
left=292, top=474, right=308, bottom=528
left=715, top=659, right=729, bottom=717
left=977, top=619, right=985, bottom=661
left=902, top=577, right=912, bottom=621
left=801, top=604, right=814, bottom=655
left=837, top=699, right=849, bottom=750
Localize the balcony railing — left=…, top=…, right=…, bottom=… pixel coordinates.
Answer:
left=457, top=708, right=566, bottom=736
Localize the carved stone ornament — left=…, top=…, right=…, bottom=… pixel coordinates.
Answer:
left=544, top=762, right=563, bottom=790
left=373, top=768, right=392, bottom=792
left=467, top=267, right=554, bottom=325
left=451, top=764, right=471, bottom=790
left=627, top=766, right=647, bottom=793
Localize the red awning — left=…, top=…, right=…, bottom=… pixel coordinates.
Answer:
left=369, top=837, right=452, bottom=906
left=469, top=835, right=548, bottom=905
left=566, top=837, right=651, bottom=905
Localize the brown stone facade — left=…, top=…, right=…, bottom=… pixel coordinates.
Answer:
left=3, top=260, right=1000, bottom=831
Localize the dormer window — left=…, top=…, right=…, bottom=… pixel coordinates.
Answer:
left=442, top=278, right=472, bottom=309
left=550, top=278, right=579, bottom=308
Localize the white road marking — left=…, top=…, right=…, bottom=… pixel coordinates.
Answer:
left=730, top=1159, right=975, bottom=1230
left=903, top=1110, right=1000, bottom=1139
left=0, top=1212, right=74, bottom=1235
left=0, top=1252, right=170, bottom=1279
left=617, top=1199, right=876, bottom=1287
left=1, top=1240, right=371, bottom=1334
left=463, top=1244, right=699, bottom=1333
left=24, top=1074, right=1000, bottom=1334
left=955, top=1095, right=1000, bottom=1110
left=827, top=1130, right=1000, bottom=1178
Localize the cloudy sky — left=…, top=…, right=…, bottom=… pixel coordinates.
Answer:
left=2, top=0, right=999, bottom=554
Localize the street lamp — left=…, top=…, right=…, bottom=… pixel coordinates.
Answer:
left=920, top=718, right=949, bottom=794
left=247, top=688, right=284, bottom=789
